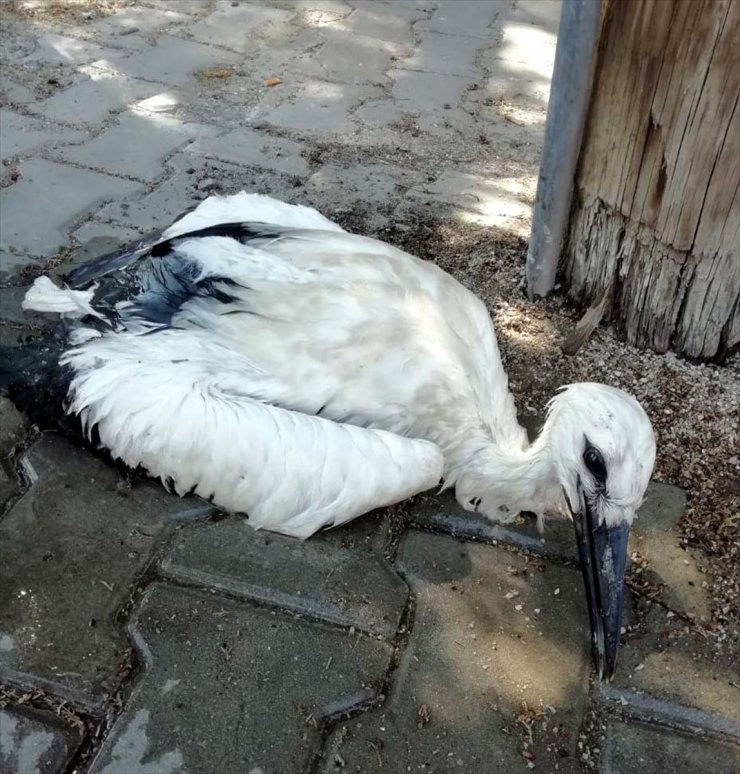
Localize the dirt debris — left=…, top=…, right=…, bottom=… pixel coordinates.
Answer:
left=1, top=0, right=127, bottom=24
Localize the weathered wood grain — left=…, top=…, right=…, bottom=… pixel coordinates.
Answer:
left=562, top=0, right=739, bottom=361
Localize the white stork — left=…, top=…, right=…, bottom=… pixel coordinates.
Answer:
left=1, top=192, right=656, bottom=678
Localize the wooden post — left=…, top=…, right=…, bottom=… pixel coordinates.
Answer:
left=561, top=0, right=739, bottom=362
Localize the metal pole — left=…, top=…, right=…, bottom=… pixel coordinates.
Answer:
left=526, top=0, right=604, bottom=299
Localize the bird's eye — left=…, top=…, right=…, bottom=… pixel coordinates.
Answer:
left=583, top=446, right=607, bottom=483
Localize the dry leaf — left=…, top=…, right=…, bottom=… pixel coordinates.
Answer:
left=198, top=67, right=232, bottom=80
left=264, top=77, right=282, bottom=87
left=416, top=703, right=430, bottom=728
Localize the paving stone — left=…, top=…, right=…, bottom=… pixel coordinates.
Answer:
left=96, top=35, right=240, bottom=88
left=629, top=482, right=711, bottom=620
left=0, top=397, right=26, bottom=508
left=391, top=68, right=472, bottom=112
left=24, top=34, right=107, bottom=67
left=407, top=169, right=532, bottom=230
left=0, top=283, right=57, bottom=328
left=410, top=488, right=575, bottom=560
left=411, top=481, right=692, bottom=566
left=30, top=69, right=162, bottom=126
left=0, top=456, right=20, bottom=512
left=57, top=111, right=216, bottom=182
left=0, top=434, right=210, bottom=702
left=292, top=0, right=353, bottom=29
left=0, top=159, right=142, bottom=258
left=348, top=0, right=434, bottom=25
left=161, top=512, right=406, bottom=638
left=399, top=31, right=482, bottom=78
left=0, top=110, right=87, bottom=162
left=48, top=227, right=144, bottom=284
left=91, top=5, right=192, bottom=48
left=258, top=81, right=383, bottom=134
left=417, top=0, right=506, bottom=38
left=488, top=2, right=560, bottom=89
left=350, top=97, right=407, bottom=129
left=90, top=583, right=393, bottom=773
left=601, top=721, right=740, bottom=774
left=0, top=396, right=26, bottom=452
left=140, top=0, right=212, bottom=14
left=185, top=1, right=294, bottom=53
left=0, top=706, right=80, bottom=774
left=69, top=220, right=144, bottom=254
left=306, top=163, right=420, bottom=205
left=190, top=127, right=308, bottom=176
left=292, top=28, right=408, bottom=84
left=95, top=154, right=299, bottom=233
left=606, top=601, right=740, bottom=726
left=0, top=76, right=38, bottom=105
left=338, top=3, right=419, bottom=43
left=323, top=532, right=591, bottom=772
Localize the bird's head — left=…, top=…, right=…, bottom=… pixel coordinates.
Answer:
left=546, top=383, right=656, bottom=680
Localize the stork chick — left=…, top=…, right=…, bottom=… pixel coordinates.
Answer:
left=0, top=193, right=656, bottom=679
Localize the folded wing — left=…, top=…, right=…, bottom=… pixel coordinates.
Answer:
left=63, top=328, right=444, bottom=538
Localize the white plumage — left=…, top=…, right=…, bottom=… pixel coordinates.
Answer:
left=21, top=193, right=655, bottom=541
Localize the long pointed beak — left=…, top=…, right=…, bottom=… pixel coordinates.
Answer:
left=570, top=490, right=630, bottom=680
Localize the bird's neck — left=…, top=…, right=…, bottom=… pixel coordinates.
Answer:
left=447, top=427, right=562, bottom=521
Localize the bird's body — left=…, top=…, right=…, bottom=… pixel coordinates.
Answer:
left=3, top=192, right=657, bottom=678
left=8, top=193, right=539, bottom=536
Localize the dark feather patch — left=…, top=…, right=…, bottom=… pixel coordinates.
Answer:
left=63, top=220, right=287, bottom=327
left=0, top=324, right=76, bottom=432
left=129, top=254, right=242, bottom=325
left=149, top=222, right=284, bottom=258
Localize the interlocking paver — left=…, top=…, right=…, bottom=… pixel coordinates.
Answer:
left=161, top=514, right=407, bottom=639
left=0, top=110, right=87, bottom=163
left=0, top=159, right=142, bottom=259
left=411, top=481, right=691, bottom=566
left=627, top=482, right=711, bottom=620
left=390, top=68, right=472, bottom=112
left=609, top=602, right=740, bottom=725
left=185, top=1, right=294, bottom=53
left=0, top=706, right=80, bottom=774
left=190, top=127, right=308, bottom=176
left=29, top=70, right=162, bottom=126
left=95, top=35, right=240, bottom=87
left=90, top=5, right=192, bottom=48
left=601, top=721, right=740, bottom=774
left=0, top=397, right=25, bottom=508
left=338, top=3, right=419, bottom=43
left=291, top=28, right=409, bottom=84
left=258, top=81, right=383, bottom=134
left=0, top=435, right=210, bottom=702
left=90, top=583, right=392, bottom=773
left=95, top=154, right=301, bottom=233
left=139, top=0, right=212, bottom=14
left=24, top=34, right=108, bottom=67
left=417, top=0, right=506, bottom=38
left=348, top=0, right=434, bottom=25
left=307, top=163, right=421, bottom=205
left=323, top=531, right=590, bottom=772
left=399, top=30, right=481, bottom=78
left=411, top=488, right=575, bottom=559
left=57, top=111, right=217, bottom=182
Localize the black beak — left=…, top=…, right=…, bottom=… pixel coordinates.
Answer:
left=569, top=485, right=630, bottom=680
